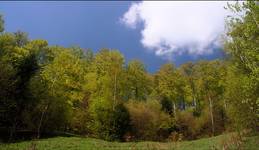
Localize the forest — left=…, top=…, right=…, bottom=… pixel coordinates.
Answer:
left=0, top=1, right=258, bottom=147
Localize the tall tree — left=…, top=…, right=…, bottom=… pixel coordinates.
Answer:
left=89, top=49, right=129, bottom=140
left=14, top=30, right=29, bottom=47
left=194, top=60, right=226, bottom=136
left=154, top=64, right=179, bottom=117
left=179, top=62, right=197, bottom=107
left=124, top=60, right=152, bottom=101
left=224, top=1, right=259, bottom=131
left=0, top=15, right=4, bottom=33
left=31, top=46, right=90, bottom=137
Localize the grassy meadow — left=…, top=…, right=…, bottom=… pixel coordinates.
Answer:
left=0, top=134, right=258, bottom=150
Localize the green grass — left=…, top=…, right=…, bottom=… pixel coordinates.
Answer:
left=0, top=134, right=258, bottom=150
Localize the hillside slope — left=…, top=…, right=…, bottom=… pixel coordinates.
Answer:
left=0, top=134, right=258, bottom=150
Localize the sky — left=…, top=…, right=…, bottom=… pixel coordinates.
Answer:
left=0, top=1, right=231, bottom=72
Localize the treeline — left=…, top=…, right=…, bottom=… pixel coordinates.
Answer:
left=0, top=2, right=258, bottom=142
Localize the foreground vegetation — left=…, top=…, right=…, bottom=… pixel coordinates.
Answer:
left=0, top=1, right=258, bottom=146
left=0, top=134, right=258, bottom=150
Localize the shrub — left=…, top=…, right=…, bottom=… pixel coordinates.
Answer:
left=70, top=108, right=91, bottom=135
left=126, top=100, right=172, bottom=141
left=89, top=98, right=131, bottom=141
left=176, top=109, right=211, bottom=140
left=112, top=103, right=131, bottom=140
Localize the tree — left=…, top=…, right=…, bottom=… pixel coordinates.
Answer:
left=91, top=49, right=125, bottom=108
left=0, top=15, right=4, bottom=33
left=31, top=46, right=90, bottom=137
left=154, top=64, right=179, bottom=117
left=0, top=63, right=17, bottom=131
left=224, top=1, right=259, bottom=131
left=14, top=30, right=29, bottom=47
left=89, top=49, right=130, bottom=140
left=124, top=60, right=152, bottom=101
left=193, top=60, right=226, bottom=136
left=179, top=62, right=197, bottom=107
left=0, top=30, right=45, bottom=138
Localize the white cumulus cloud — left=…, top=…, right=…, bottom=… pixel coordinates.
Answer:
left=121, top=1, right=233, bottom=58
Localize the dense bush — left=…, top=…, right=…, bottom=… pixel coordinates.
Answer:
left=89, top=98, right=131, bottom=141
left=126, top=100, right=172, bottom=141
left=176, top=109, right=210, bottom=140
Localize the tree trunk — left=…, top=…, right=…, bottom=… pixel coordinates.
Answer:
left=9, top=118, right=17, bottom=141
left=37, top=104, right=48, bottom=139
left=135, top=87, right=138, bottom=100
left=37, top=78, right=56, bottom=139
left=113, top=72, right=117, bottom=111
left=208, top=95, right=215, bottom=136
left=193, top=97, right=197, bottom=107
left=191, top=84, right=197, bottom=107
left=182, top=96, right=185, bottom=110
left=223, top=99, right=227, bottom=110
left=251, top=11, right=259, bottom=29
left=173, top=102, right=176, bottom=118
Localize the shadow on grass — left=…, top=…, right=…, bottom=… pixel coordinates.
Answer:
left=0, top=128, right=79, bottom=143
